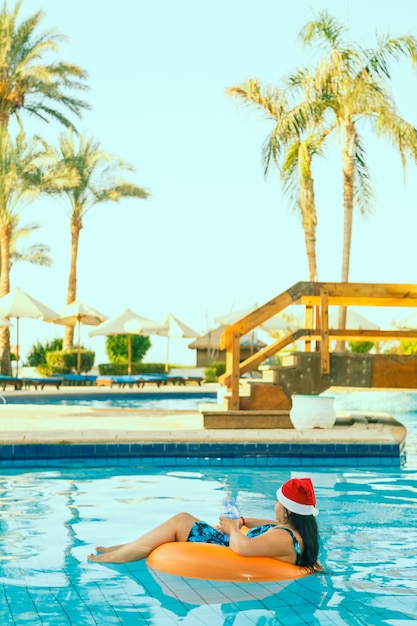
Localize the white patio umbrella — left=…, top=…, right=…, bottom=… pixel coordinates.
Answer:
left=159, top=313, right=201, bottom=372
left=215, top=304, right=289, bottom=331
left=215, top=304, right=289, bottom=352
left=89, top=308, right=166, bottom=375
left=0, top=286, right=59, bottom=376
left=396, top=310, right=417, bottom=329
left=329, top=308, right=380, bottom=330
left=214, top=304, right=259, bottom=326
left=55, top=299, right=108, bottom=373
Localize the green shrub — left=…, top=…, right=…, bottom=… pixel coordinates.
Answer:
left=46, top=349, right=95, bottom=374
left=36, top=364, right=55, bottom=377
left=209, top=361, right=226, bottom=376
left=203, top=361, right=226, bottom=382
left=98, top=362, right=165, bottom=375
left=398, top=340, right=417, bottom=355
left=347, top=341, right=374, bottom=354
left=106, top=335, right=151, bottom=363
left=203, top=367, right=218, bottom=383
left=25, top=338, right=63, bottom=366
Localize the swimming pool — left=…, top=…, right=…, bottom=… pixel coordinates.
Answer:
left=1, top=464, right=416, bottom=625
left=0, top=390, right=416, bottom=625
left=2, top=391, right=217, bottom=410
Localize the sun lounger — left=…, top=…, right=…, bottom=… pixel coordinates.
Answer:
left=62, top=374, right=97, bottom=386
left=166, top=374, right=186, bottom=385
left=83, top=375, right=98, bottom=384
left=184, top=375, right=203, bottom=386
left=166, top=374, right=203, bottom=385
left=0, top=375, right=23, bottom=390
left=21, top=377, right=64, bottom=390
left=114, top=376, right=140, bottom=388
left=167, top=368, right=204, bottom=386
left=100, top=373, right=204, bottom=387
left=96, top=375, right=140, bottom=389
left=134, top=374, right=167, bottom=388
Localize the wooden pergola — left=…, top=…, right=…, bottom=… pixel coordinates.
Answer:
left=219, top=282, right=417, bottom=410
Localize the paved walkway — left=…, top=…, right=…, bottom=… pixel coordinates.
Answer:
left=0, top=385, right=406, bottom=447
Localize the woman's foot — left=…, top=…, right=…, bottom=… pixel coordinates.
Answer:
left=88, top=552, right=124, bottom=563
left=95, top=546, right=113, bottom=553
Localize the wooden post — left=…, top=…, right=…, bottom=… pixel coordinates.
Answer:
left=229, top=331, right=241, bottom=410
left=305, top=305, right=314, bottom=352
left=320, top=289, right=330, bottom=374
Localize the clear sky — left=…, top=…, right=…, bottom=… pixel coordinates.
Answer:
left=11, top=0, right=417, bottom=366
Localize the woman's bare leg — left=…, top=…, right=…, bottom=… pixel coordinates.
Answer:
left=88, top=512, right=199, bottom=563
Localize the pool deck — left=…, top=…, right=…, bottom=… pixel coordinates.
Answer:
left=0, top=384, right=406, bottom=448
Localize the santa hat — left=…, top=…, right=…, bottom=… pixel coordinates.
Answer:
left=276, top=478, right=318, bottom=516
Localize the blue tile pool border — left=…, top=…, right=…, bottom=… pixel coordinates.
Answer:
left=0, top=441, right=404, bottom=468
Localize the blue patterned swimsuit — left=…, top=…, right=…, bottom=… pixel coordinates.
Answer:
left=187, top=522, right=302, bottom=565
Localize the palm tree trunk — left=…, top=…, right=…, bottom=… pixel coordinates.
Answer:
left=300, top=169, right=318, bottom=281
left=63, top=217, right=82, bottom=350
left=336, top=121, right=356, bottom=351
left=0, top=222, right=12, bottom=374
left=0, top=111, right=10, bottom=128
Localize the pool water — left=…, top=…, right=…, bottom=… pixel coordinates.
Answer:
left=334, top=390, right=417, bottom=468
left=2, top=391, right=217, bottom=410
left=1, top=466, right=416, bottom=625
left=0, top=390, right=417, bottom=625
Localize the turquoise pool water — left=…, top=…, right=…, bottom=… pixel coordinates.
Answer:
left=2, top=391, right=217, bottom=410
left=0, top=390, right=416, bottom=625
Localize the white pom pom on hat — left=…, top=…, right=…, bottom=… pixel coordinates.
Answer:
left=276, top=477, right=318, bottom=516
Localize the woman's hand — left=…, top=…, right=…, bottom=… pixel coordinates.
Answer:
left=219, top=516, right=240, bottom=534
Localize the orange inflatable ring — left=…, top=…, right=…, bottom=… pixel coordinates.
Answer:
left=146, top=542, right=312, bottom=582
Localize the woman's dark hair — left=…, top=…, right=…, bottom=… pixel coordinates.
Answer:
left=288, top=511, right=320, bottom=571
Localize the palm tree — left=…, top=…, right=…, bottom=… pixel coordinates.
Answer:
left=299, top=11, right=417, bottom=333
left=279, top=135, right=324, bottom=281
left=0, top=0, right=88, bottom=372
left=0, top=0, right=89, bottom=129
left=229, top=13, right=417, bottom=346
left=227, top=76, right=328, bottom=281
left=52, top=132, right=150, bottom=350
left=0, top=129, right=71, bottom=373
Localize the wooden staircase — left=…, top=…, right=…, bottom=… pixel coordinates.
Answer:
left=223, top=351, right=417, bottom=411
left=214, top=282, right=417, bottom=414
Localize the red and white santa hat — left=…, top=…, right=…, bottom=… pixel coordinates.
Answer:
left=276, top=477, right=318, bottom=516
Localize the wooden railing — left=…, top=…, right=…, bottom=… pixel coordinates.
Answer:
left=219, top=282, right=417, bottom=410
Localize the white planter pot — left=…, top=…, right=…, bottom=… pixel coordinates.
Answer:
left=290, top=394, right=336, bottom=429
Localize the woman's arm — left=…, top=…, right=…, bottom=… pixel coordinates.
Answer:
left=219, top=518, right=298, bottom=563
left=240, top=516, right=277, bottom=529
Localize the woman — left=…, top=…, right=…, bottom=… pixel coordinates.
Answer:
left=88, top=477, right=320, bottom=571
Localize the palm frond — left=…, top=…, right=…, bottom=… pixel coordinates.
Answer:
left=11, top=242, right=52, bottom=267
left=300, top=10, right=344, bottom=50
left=353, top=134, right=374, bottom=215
left=366, top=34, right=417, bottom=77
left=47, top=131, right=150, bottom=219
left=0, top=1, right=89, bottom=129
